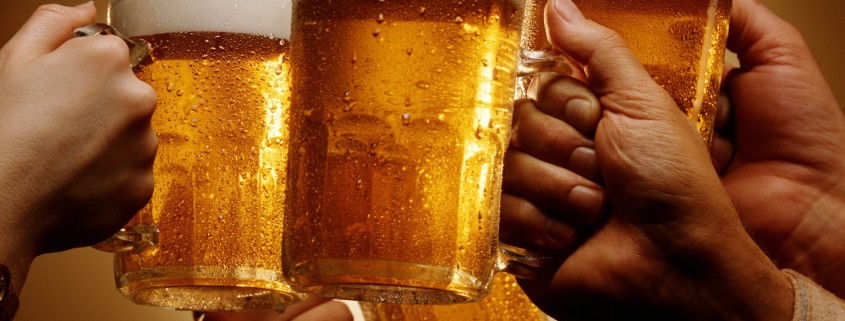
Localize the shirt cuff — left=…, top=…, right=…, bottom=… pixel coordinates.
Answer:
left=783, top=269, right=845, bottom=321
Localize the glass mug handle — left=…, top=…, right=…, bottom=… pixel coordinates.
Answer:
left=92, top=224, right=160, bottom=253
left=73, top=23, right=158, bottom=254
left=497, top=49, right=574, bottom=279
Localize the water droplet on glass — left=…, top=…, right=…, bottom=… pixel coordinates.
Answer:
left=166, top=82, right=175, bottom=92
left=372, top=28, right=381, bottom=37
left=415, top=81, right=431, bottom=89
left=377, top=13, right=385, bottom=23
left=401, top=113, right=411, bottom=125
left=455, top=16, right=464, bottom=24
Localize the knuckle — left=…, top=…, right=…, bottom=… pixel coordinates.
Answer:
left=133, top=83, right=158, bottom=115
left=534, top=120, right=568, bottom=146
left=89, top=36, right=132, bottom=65
left=595, top=26, right=627, bottom=49
left=126, top=171, right=155, bottom=212
left=33, top=4, right=71, bottom=22
left=145, top=130, right=160, bottom=159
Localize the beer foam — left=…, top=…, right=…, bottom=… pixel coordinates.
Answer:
left=109, top=0, right=292, bottom=39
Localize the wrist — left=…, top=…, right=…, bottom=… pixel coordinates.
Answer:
left=774, top=191, right=845, bottom=297
left=682, top=230, right=794, bottom=321
left=0, top=200, right=40, bottom=294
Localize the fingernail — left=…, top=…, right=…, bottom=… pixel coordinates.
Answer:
left=569, top=147, right=600, bottom=182
left=565, top=98, right=595, bottom=129
left=546, top=219, right=575, bottom=247
left=551, top=0, right=585, bottom=24
left=76, top=1, right=94, bottom=8
left=568, top=185, right=605, bottom=224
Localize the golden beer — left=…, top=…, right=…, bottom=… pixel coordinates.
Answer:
left=573, top=0, right=731, bottom=146
left=108, top=0, right=298, bottom=311
left=285, top=0, right=525, bottom=304
left=360, top=274, right=549, bottom=321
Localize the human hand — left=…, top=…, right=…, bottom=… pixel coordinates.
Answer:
left=196, top=296, right=353, bottom=321
left=502, top=0, right=795, bottom=319
left=710, top=0, right=845, bottom=298
left=0, top=2, right=156, bottom=285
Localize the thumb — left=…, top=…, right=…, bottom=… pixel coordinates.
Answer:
left=545, top=0, right=719, bottom=211
left=544, top=0, right=679, bottom=121
left=4, top=2, right=97, bottom=58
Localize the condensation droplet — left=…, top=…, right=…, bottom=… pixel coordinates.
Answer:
left=401, top=113, right=411, bottom=125
left=377, top=13, right=385, bottom=23
left=415, top=81, right=431, bottom=89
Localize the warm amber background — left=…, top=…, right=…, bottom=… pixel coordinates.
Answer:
left=1, top=0, right=843, bottom=320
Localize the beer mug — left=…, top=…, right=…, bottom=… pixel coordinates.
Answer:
left=282, top=0, right=568, bottom=304
left=95, top=0, right=299, bottom=311
left=349, top=0, right=731, bottom=314
left=573, top=0, right=732, bottom=146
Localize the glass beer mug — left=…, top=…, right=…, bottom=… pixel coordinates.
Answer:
left=282, top=0, right=568, bottom=305
left=95, top=0, right=299, bottom=311
left=351, top=0, right=731, bottom=316
left=573, top=0, right=732, bottom=146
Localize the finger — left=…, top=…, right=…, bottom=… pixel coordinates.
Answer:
left=290, top=301, right=353, bottom=321
left=531, top=75, right=602, bottom=136
left=728, top=0, right=817, bottom=71
left=199, top=310, right=281, bottom=321
left=278, top=296, right=334, bottom=321
left=500, top=193, right=578, bottom=251
left=4, top=2, right=97, bottom=58
left=710, top=133, right=734, bottom=175
left=714, top=63, right=735, bottom=130
left=511, top=99, right=599, bottom=181
left=503, top=149, right=606, bottom=225
left=725, top=0, right=840, bottom=139
left=544, top=0, right=679, bottom=120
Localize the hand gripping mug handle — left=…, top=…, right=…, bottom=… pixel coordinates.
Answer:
left=73, top=23, right=158, bottom=254
left=496, top=49, right=574, bottom=279
left=72, top=23, right=152, bottom=70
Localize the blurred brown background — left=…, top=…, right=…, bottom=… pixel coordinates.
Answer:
left=1, top=0, right=844, bottom=320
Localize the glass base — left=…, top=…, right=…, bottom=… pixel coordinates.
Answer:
left=118, top=265, right=300, bottom=311
left=288, top=259, right=490, bottom=304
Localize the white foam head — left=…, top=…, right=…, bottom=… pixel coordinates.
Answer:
left=108, top=0, right=292, bottom=39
